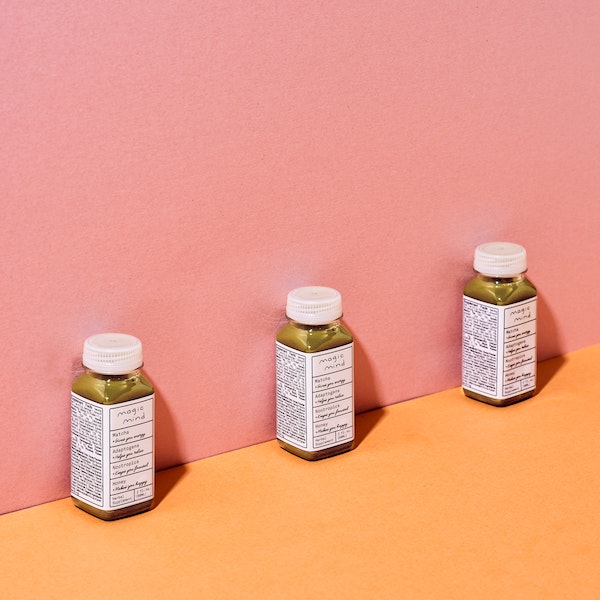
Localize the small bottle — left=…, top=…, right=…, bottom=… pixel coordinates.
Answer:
left=71, top=333, right=155, bottom=520
left=462, top=242, right=537, bottom=406
left=276, top=286, right=354, bottom=460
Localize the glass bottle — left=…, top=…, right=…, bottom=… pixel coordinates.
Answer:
left=276, top=286, right=354, bottom=460
left=462, top=242, right=537, bottom=406
left=71, top=333, right=155, bottom=520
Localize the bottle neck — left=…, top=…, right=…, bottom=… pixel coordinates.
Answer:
left=85, top=368, right=142, bottom=381
left=289, top=319, right=341, bottom=330
left=475, top=272, right=526, bottom=284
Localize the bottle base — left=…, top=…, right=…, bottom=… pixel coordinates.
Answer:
left=462, top=388, right=536, bottom=407
left=277, top=439, right=354, bottom=461
left=72, top=497, right=154, bottom=520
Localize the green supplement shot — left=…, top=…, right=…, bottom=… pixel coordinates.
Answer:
left=71, top=333, right=155, bottom=520
left=462, top=242, right=537, bottom=406
left=276, top=286, right=354, bottom=460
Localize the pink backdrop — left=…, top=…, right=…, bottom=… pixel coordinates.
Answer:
left=2, top=1, right=599, bottom=514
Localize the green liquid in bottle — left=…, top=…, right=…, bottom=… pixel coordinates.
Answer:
left=463, top=274, right=537, bottom=406
left=276, top=320, right=354, bottom=460
left=72, top=369, right=155, bottom=520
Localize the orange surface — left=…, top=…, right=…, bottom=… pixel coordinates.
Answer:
left=2, top=345, right=600, bottom=599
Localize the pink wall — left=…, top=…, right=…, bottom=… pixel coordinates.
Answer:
left=1, top=1, right=599, bottom=514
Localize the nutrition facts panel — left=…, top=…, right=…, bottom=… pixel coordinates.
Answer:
left=463, top=296, right=536, bottom=400
left=276, top=342, right=354, bottom=452
left=71, top=393, right=154, bottom=511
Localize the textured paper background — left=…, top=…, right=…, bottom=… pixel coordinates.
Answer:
left=1, top=1, right=599, bottom=513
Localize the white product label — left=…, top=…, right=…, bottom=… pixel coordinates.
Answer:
left=71, top=393, right=154, bottom=511
left=276, top=342, right=354, bottom=452
left=462, top=296, right=536, bottom=400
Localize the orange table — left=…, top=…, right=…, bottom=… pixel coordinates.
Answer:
left=2, top=345, right=599, bottom=599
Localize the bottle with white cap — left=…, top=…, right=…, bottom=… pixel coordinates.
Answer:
left=71, top=333, right=155, bottom=519
left=462, top=243, right=537, bottom=406
left=276, top=286, right=354, bottom=460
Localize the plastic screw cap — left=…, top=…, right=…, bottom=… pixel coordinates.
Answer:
left=286, top=286, right=343, bottom=325
left=474, top=242, right=528, bottom=277
left=83, top=333, right=143, bottom=375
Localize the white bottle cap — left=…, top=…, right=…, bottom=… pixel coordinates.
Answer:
left=82, top=333, right=143, bottom=375
left=286, top=286, right=343, bottom=325
left=474, top=242, right=528, bottom=277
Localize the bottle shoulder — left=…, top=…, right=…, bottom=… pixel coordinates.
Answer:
left=276, top=321, right=353, bottom=353
left=72, top=371, right=154, bottom=404
left=464, top=275, right=536, bottom=305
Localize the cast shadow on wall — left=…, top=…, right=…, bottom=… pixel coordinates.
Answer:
left=536, top=291, right=566, bottom=394
left=353, top=339, right=385, bottom=448
left=153, top=385, right=188, bottom=508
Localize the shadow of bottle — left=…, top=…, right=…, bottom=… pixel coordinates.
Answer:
left=153, top=383, right=188, bottom=508
left=353, top=339, right=386, bottom=448
left=535, top=291, right=566, bottom=394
